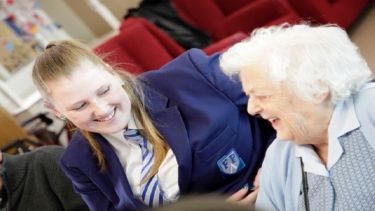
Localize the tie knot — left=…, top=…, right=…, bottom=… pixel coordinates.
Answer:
left=123, top=129, right=143, bottom=144
left=123, top=128, right=140, bottom=140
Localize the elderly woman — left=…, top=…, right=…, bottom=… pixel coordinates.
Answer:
left=220, top=24, right=375, bottom=210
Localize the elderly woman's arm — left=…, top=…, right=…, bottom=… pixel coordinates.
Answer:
left=354, top=82, right=375, bottom=148
left=255, top=140, right=302, bottom=211
left=255, top=154, right=280, bottom=210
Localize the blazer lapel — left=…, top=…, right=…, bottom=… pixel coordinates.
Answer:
left=153, top=107, right=192, bottom=193
left=94, top=134, right=146, bottom=209
left=142, top=84, right=193, bottom=193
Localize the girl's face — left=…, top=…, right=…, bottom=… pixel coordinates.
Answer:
left=47, top=60, right=131, bottom=134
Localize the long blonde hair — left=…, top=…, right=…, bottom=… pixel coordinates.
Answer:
left=32, top=40, right=169, bottom=181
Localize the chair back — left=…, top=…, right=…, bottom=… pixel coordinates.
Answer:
left=94, top=18, right=185, bottom=75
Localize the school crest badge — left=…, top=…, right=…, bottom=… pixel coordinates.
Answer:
left=217, top=148, right=245, bottom=175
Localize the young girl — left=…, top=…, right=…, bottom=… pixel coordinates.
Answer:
left=32, top=40, right=274, bottom=211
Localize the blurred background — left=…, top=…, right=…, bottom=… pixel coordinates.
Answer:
left=0, top=0, right=374, bottom=153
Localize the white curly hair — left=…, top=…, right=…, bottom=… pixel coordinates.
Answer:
left=220, top=24, right=372, bottom=104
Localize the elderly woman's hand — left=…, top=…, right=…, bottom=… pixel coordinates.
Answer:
left=226, top=168, right=261, bottom=207
left=227, top=185, right=259, bottom=207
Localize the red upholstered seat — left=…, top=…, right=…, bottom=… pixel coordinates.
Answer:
left=94, top=18, right=185, bottom=75
left=94, top=18, right=247, bottom=74
left=286, top=0, right=370, bottom=29
left=172, top=0, right=301, bottom=41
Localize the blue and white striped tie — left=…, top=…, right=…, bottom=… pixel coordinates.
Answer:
left=124, top=129, right=164, bottom=207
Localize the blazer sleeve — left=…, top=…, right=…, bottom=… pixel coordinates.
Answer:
left=139, top=49, right=248, bottom=108
left=59, top=159, right=118, bottom=211
left=187, top=49, right=248, bottom=107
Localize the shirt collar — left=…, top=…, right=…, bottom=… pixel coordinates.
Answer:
left=295, top=96, right=360, bottom=176
left=103, top=114, right=142, bottom=142
left=326, top=96, right=359, bottom=168
left=328, top=97, right=360, bottom=140
left=295, top=144, right=329, bottom=176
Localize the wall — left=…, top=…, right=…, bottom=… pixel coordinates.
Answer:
left=350, top=2, right=375, bottom=75
left=39, top=0, right=95, bottom=42
left=101, top=0, right=141, bottom=20
left=65, top=0, right=113, bottom=38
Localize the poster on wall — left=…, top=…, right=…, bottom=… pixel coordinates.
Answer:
left=0, top=0, right=66, bottom=80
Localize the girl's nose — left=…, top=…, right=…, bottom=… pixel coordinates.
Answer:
left=93, top=100, right=110, bottom=118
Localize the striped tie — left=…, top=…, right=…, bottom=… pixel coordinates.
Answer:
left=123, top=129, right=164, bottom=207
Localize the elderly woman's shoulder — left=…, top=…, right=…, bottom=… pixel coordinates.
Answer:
left=353, top=82, right=375, bottom=141
left=354, top=82, right=375, bottom=108
left=358, top=82, right=375, bottom=96
left=264, top=140, right=295, bottom=163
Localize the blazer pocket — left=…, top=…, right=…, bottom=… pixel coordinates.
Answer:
left=196, top=125, right=236, bottom=161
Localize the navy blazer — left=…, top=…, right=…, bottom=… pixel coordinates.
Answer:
left=60, top=49, right=275, bottom=211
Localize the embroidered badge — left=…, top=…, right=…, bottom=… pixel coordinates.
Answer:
left=217, top=148, right=245, bottom=175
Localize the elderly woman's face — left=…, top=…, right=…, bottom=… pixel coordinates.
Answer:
left=240, top=69, right=325, bottom=144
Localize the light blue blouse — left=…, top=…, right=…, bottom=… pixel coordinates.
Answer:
left=256, top=82, right=375, bottom=211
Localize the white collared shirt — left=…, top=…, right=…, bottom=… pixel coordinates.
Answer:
left=103, top=116, right=180, bottom=202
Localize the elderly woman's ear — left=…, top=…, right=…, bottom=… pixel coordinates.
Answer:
left=312, top=81, right=331, bottom=104
left=313, top=91, right=330, bottom=104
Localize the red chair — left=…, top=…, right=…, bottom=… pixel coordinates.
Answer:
left=203, top=31, right=247, bottom=55
left=286, top=0, right=370, bottom=29
left=171, top=0, right=301, bottom=41
left=94, top=18, right=185, bottom=75
left=94, top=18, right=247, bottom=74
left=120, top=18, right=248, bottom=55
